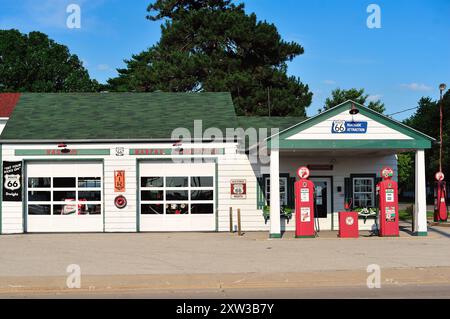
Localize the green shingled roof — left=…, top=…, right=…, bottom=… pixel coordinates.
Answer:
left=0, top=92, right=238, bottom=141
left=0, top=92, right=305, bottom=142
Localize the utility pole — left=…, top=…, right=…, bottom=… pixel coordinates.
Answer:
left=439, top=83, right=447, bottom=173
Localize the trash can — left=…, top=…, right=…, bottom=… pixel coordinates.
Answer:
left=338, top=211, right=359, bottom=238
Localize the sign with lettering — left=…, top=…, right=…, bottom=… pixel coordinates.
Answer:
left=114, top=170, right=126, bottom=192
left=332, top=121, right=368, bottom=134
left=130, top=148, right=224, bottom=156
left=3, top=161, right=23, bottom=202
left=231, top=179, right=247, bottom=199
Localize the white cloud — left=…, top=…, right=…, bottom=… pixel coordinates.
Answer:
left=400, top=83, right=432, bottom=92
left=323, top=80, right=336, bottom=85
left=97, top=64, right=112, bottom=71
left=367, top=94, right=383, bottom=102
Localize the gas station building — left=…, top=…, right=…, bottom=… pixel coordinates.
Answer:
left=0, top=93, right=434, bottom=236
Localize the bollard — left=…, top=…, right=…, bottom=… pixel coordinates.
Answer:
left=229, top=207, right=233, bottom=233
left=237, top=209, right=242, bottom=236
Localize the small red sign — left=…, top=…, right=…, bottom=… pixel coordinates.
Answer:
left=231, top=179, right=247, bottom=199
left=114, top=170, right=125, bottom=192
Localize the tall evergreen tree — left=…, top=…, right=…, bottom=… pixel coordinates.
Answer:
left=321, top=88, right=386, bottom=114
left=108, top=0, right=312, bottom=116
left=0, top=29, right=99, bottom=92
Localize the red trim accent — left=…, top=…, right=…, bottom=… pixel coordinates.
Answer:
left=0, top=93, right=21, bottom=117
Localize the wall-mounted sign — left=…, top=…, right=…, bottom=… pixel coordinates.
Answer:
left=307, top=164, right=334, bottom=171
left=332, top=121, right=368, bottom=134
left=231, top=179, right=247, bottom=199
left=114, top=195, right=128, bottom=209
left=3, top=161, right=22, bottom=202
left=114, top=170, right=126, bottom=192
left=115, top=147, right=125, bottom=157
left=130, top=148, right=224, bottom=156
left=15, top=149, right=110, bottom=156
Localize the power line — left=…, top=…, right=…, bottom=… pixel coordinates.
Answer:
left=387, top=106, right=419, bottom=117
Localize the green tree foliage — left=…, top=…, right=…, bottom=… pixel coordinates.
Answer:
left=321, top=88, right=386, bottom=114
left=107, top=0, right=313, bottom=116
left=400, top=93, right=450, bottom=193
left=0, top=29, right=99, bottom=92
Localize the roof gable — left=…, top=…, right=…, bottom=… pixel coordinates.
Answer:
left=268, top=100, right=434, bottom=150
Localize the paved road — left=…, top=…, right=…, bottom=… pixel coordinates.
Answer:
left=3, top=284, right=450, bottom=299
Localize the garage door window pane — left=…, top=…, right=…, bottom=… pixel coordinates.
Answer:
left=28, top=178, right=51, bottom=188
left=80, top=204, right=102, bottom=215
left=166, top=177, right=188, bottom=188
left=166, top=190, right=188, bottom=201
left=191, top=204, right=214, bottom=215
left=141, top=204, right=164, bottom=215
left=191, top=190, right=214, bottom=201
left=141, top=190, right=163, bottom=201
left=166, top=204, right=188, bottom=215
left=79, top=191, right=101, bottom=201
left=78, top=177, right=101, bottom=188
left=28, top=191, right=51, bottom=201
left=28, top=205, right=51, bottom=215
left=53, top=204, right=77, bottom=215
left=191, top=177, right=213, bottom=188
left=53, top=177, right=76, bottom=188
left=53, top=191, right=76, bottom=202
left=141, top=177, right=164, bottom=188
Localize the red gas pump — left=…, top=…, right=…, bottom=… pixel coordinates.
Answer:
left=377, top=167, right=399, bottom=237
left=295, top=167, right=316, bottom=238
left=434, top=172, right=448, bottom=222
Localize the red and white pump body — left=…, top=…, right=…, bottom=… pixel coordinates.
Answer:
left=434, top=172, right=448, bottom=222
left=295, top=167, right=316, bottom=238
left=377, top=167, right=399, bottom=237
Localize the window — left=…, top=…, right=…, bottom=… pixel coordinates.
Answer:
left=265, top=177, right=288, bottom=206
left=353, top=177, right=375, bottom=208
left=140, top=175, right=214, bottom=215
left=27, top=177, right=102, bottom=216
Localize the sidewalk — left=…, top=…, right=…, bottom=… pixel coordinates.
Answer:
left=0, top=224, right=449, bottom=294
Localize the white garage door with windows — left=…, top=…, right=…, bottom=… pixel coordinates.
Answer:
left=139, top=161, right=216, bottom=232
left=26, top=162, right=103, bottom=233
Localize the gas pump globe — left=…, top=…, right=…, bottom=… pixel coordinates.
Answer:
left=377, top=167, right=399, bottom=237
left=434, top=172, right=448, bottom=222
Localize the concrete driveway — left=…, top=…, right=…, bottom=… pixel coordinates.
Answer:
left=0, top=224, right=449, bottom=295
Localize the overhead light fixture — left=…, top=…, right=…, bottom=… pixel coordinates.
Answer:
left=58, top=142, right=71, bottom=154
left=349, top=103, right=360, bottom=115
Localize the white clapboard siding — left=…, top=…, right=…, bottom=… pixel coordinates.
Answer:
left=287, top=111, right=413, bottom=140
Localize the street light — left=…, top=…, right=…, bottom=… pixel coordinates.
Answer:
left=438, top=83, right=446, bottom=173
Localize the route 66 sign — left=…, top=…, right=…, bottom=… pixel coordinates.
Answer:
left=4, top=174, right=20, bottom=190
left=231, top=179, right=247, bottom=199
left=3, top=161, right=23, bottom=202
left=332, top=120, right=346, bottom=133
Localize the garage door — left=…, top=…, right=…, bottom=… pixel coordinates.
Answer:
left=139, top=162, right=216, bottom=232
left=26, top=162, right=103, bottom=233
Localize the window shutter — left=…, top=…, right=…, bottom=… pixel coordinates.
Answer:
left=344, top=177, right=352, bottom=208
left=375, top=177, right=382, bottom=208
left=256, top=177, right=265, bottom=209
left=287, top=177, right=296, bottom=208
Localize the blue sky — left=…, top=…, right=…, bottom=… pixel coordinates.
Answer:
left=0, top=0, right=449, bottom=118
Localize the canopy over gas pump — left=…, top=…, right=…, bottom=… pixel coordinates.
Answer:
left=377, top=167, right=399, bottom=237
left=295, top=166, right=316, bottom=238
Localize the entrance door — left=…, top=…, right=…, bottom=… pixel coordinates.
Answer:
left=310, top=177, right=332, bottom=231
